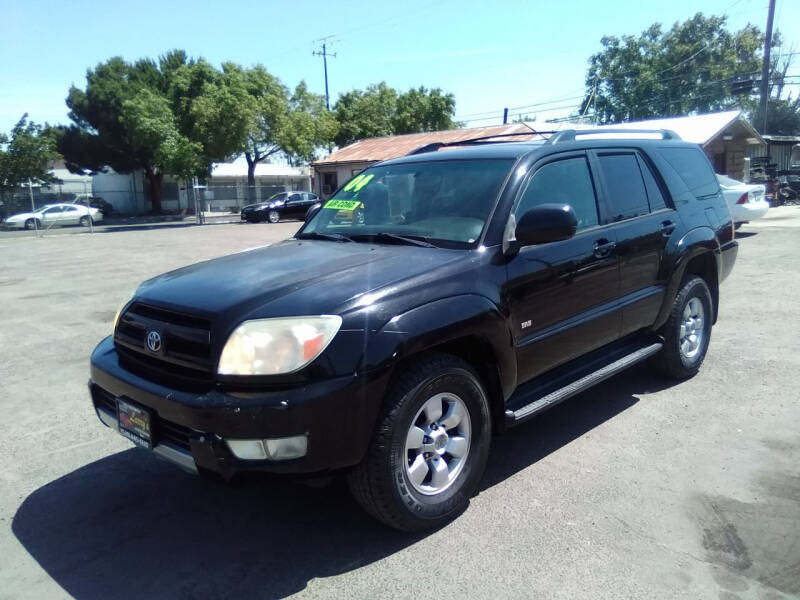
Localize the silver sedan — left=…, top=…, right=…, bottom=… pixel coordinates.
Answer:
left=2, top=203, right=103, bottom=229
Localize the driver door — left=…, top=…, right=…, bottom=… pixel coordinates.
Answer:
left=505, top=154, right=621, bottom=383
left=41, top=206, right=64, bottom=225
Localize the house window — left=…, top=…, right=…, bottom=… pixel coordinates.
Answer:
left=322, top=172, right=338, bottom=196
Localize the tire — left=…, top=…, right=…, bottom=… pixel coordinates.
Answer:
left=79, top=215, right=91, bottom=227
left=24, top=218, right=40, bottom=230
left=653, top=275, right=713, bottom=379
left=347, top=352, right=491, bottom=532
left=267, top=210, right=280, bottom=224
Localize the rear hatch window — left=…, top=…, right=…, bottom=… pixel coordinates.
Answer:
left=658, top=147, right=719, bottom=198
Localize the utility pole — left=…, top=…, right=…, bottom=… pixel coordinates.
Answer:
left=312, top=37, right=337, bottom=111
left=502, top=108, right=508, bottom=124
left=759, top=0, right=776, bottom=134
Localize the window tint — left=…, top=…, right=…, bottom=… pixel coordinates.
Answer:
left=658, top=147, right=719, bottom=198
left=289, top=193, right=302, bottom=202
left=596, top=153, right=650, bottom=221
left=637, top=156, right=667, bottom=211
left=516, top=157, right=598, bottom=231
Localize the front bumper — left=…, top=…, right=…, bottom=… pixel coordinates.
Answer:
left=89, top=336, right=390, bottom=479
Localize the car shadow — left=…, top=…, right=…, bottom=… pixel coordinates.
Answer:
left=12, top=364, right=670, bottom=599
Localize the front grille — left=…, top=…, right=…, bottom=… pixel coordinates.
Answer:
left=114, top=302, right=212, bottom=377
left=91, top=384, right=194, bottom=451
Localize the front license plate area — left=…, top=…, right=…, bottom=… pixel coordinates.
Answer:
left=117, top=398, right=153, bottom=449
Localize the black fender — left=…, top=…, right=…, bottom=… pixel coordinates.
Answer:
left=359, top=295, right=517, bottom=400
left=653, top=226, right=720, bottom=330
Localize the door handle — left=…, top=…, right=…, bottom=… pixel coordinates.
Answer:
left=593, top=239, right=616, bottom=258
left=660, top=220, right=676, bottom=236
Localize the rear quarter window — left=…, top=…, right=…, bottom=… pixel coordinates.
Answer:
left=657, top=147, right=719, bottom=198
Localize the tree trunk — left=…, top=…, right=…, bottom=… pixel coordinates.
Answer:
left=145, top=168, right=163, bottom=214
left=246, top=153, right=257, bottom=202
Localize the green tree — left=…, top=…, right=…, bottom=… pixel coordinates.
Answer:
left=55, top=52, right=245, bottom=212
left=393, top=86, right=458, bottom=134
left=333, top=83, right=459, bottom=147
left=232, top=66, right=338, bottom=192
left=583, top=14, right=765, bottom=123
left=0, top=114, right=59, bottom=197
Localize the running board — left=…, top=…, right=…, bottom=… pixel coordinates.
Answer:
left=505, top=341, right=663, bottom=426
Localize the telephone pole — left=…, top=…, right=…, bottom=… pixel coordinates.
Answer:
left=758, top=0, right=776, bottom=134
left=312, top=37, right=337, bottom=110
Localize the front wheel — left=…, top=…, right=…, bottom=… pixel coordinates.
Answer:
left=348, top=353, right=491, bottom=531
left=24, top=218, right=40, bottom=230
left=653, top=275, right=713, bottom=379
left=79, top=215, right=92, bottom=227
left=267, top=210, right=280, bottom=223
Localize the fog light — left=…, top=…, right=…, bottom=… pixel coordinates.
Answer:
left=226, top=435, right=307, bottom=461
left=265, top=435, right=307, bottom=460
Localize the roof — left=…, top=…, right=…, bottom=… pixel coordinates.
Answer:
left=312, top=124, right=552, bottom=166
left=314, top=110, right=764, bottom=166
left=601, top=110, right=763, bottom=146
left=211, top=161, right=309, bottom=178
left=380, top=142, right=544, bottom=166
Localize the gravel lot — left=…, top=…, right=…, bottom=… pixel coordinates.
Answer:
left=1, top=209, right=799, bottom=599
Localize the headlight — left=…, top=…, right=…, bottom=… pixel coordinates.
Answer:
left=218, top=316, right=342, bottom=375
left=112, top=292, right=136, bottom=333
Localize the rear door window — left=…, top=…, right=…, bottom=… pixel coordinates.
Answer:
left=595, top=153, right=650, bottom=222
left=516, top=156, right=599, bottom=231
left=658, top=147, right=719, bottom=198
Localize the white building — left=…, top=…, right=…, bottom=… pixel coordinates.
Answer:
left=90, top=159, right=311, bottom=214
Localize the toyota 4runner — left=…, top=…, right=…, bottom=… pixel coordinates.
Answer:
left=89, top=128, right=737, bottom=531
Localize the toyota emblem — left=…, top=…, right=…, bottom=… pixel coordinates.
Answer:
left=146, top=330, right=162, bottom=353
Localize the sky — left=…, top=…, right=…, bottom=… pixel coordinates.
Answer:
left=1, top=0, right=798, bottom=135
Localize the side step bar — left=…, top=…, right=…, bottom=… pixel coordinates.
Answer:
left=505, top=341, right=663, bottom=426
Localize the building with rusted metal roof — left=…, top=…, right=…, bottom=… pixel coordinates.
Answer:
left=311, top=111, right=764, bottom=198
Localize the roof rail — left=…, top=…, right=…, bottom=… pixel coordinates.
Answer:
left=545, top=128, right=681, bottom=145
left=406, top=131, right=558, bottom=156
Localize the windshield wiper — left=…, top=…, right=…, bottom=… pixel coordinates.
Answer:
left=352, top=232, right=437, bottom=248
left=296, top=231, right=353, bottom=243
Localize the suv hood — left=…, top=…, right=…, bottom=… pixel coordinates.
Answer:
left=135, top=239, right=463, bottom=321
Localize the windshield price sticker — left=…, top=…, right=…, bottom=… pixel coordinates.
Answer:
left=342, top=173, right=374, bottom=192
left=324, top=200, right=361, bottom=210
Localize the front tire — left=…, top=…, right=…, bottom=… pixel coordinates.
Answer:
left=267, top=210, right=280, bottom=223
left=348, top=353, right=491, bottom=532
left=654, top=275, right=713, bottom=379
left=79, top=215, right=92, bottom=227
left=24, top=218, right=40, bottom=230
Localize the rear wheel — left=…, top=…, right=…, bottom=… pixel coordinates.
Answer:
left=268, top=210, right=280, bottom=223
left=654, top=275, right=713, bottom=379
left=348, top=353, right=491, bottom=532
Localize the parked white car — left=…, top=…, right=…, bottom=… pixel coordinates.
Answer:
left=716, top=174, right=769, bottom=227
left=2, top=203, right=103, bottom=230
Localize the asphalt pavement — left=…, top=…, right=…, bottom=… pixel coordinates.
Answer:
left=0, top=209, right=798, bottom=599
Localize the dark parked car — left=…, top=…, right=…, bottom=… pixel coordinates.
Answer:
left=72, top=195, right=114, bottom=216
left=241, top=192, right=319, bottom=223
left=90, top=129, right=737, bottom=531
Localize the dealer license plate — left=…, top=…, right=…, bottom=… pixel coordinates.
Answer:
left=117, top=398, right=153, bottom=449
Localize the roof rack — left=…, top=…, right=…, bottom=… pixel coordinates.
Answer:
left=545, top=128, right=681, bottom=144
left=406, top=131, right=558, bottom=156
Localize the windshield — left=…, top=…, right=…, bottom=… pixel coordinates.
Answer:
left=302, top=159, right=513, bottom=247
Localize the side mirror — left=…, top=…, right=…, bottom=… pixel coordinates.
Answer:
left=514, top=204, right=577, bottom=249
left=305, top=202, right=322, bottom=222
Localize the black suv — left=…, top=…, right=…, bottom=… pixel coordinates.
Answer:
left=90, top=129, right=737, bottom=531
left=241, top=192, right=319, bottom=223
